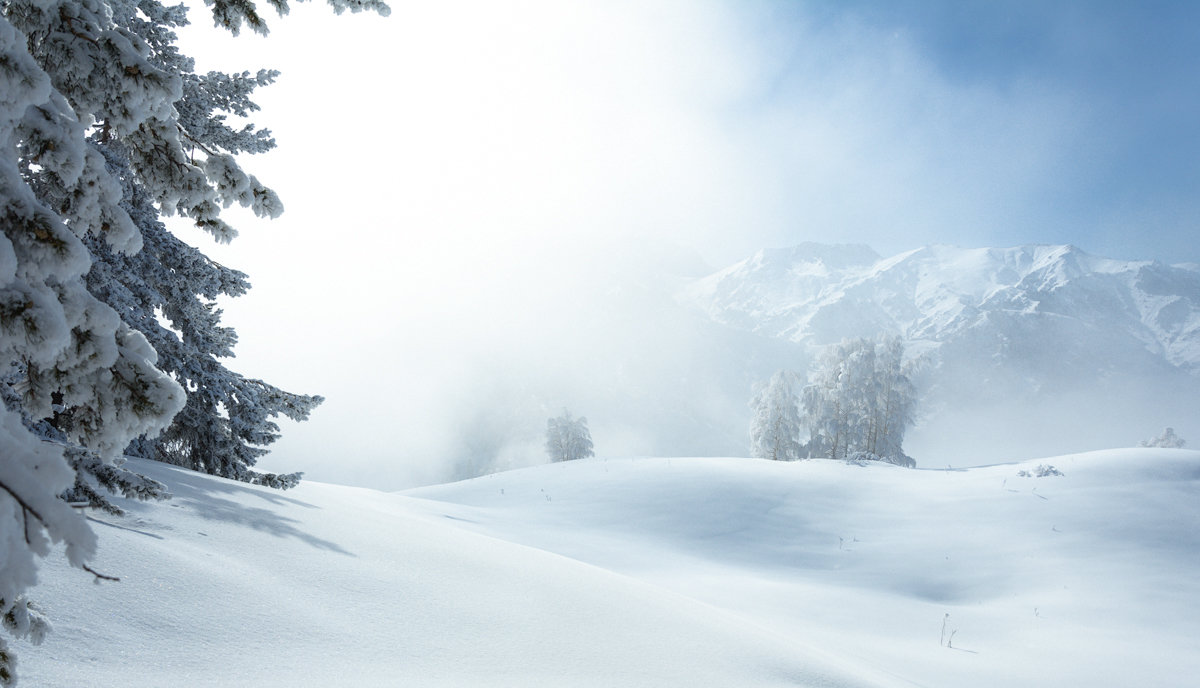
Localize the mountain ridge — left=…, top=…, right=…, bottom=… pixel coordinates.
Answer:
left=680, top=242, right=1200, bottom=463
left=683, top=242, right=1200, bottom=374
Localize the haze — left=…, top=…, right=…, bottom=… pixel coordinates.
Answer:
left=172, top=0, right=1200, bottom=488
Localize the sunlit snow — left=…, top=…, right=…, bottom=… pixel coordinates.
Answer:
left=16, top=450, right=1199, bottom=687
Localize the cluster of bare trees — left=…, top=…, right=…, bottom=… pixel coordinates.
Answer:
left=750, top=336, right=917, bottom=467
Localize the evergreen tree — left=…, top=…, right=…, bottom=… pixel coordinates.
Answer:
left=1, top=0, right=386, bottom=681
left=545, top=410, right=595, bottom=462
left=88, top=127, right=321, bottom=491
left=1, top=12, right=185, bottom=681
left=749, top=370, right=803, bottom=461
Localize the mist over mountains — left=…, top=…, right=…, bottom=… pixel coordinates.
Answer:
left=429, top=241, right=1199, bottom=481
left=680, top=242, right=1200, bottom=464
left=685, top=242, right=1200, bottom=370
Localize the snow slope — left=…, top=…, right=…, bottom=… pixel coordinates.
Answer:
left=15, top=450, right=1200, bottom=687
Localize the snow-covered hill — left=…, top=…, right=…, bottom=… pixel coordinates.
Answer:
left=15, top=451, right=1200, bottom=687
left=682, top=243, right=1200, bottom=463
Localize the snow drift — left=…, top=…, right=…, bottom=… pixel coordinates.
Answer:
left=15, top=449, right=1200, bottom=687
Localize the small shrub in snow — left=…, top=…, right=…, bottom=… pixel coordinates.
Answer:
left=1017, top=464, right=1063, bottom=478
left=1140, top=427, right=1186, bottom=448
left=844, top=451, right=917, bottom=468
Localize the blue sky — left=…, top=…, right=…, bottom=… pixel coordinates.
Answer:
left=747, top=0, right=1200, bottom=263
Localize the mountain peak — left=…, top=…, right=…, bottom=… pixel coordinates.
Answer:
left=680, top=241, right=1200, bottom=464
left=685, top=241, right=1200, bottom=374
left=752, top=242, right=881, bottom=270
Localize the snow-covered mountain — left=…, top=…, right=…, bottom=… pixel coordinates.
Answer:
left=685, top=242, right=1200, bottom=372
left=681, top=243, right=1200, bottom=463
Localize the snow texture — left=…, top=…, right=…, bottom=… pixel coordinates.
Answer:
left=14, top=449, right=1200, bottom=687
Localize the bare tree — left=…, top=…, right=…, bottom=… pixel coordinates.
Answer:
left=545, top=410, right=595, bottom=462
left=801, top=336, right=918, bottom=467
left=749, top=371, right=804, bottom=461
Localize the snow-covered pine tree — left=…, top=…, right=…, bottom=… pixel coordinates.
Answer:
left=88, top=114, right=321, bottom=491
left=1, top=0, right=385, bottom=681
left=545, top=410, right=595, bottom=462
left=749, top=370, right=803, bottom=461
left=1, top=11, right=185, bottom=682
left=22, top=0, right=320, bottom=507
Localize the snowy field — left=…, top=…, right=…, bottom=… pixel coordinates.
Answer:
left=14, top=449, right=1200, bottom=687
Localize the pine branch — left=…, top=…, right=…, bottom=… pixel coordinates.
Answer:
left=176, top=125, right=218, bottom=159
left=0, top=479, right=47, bottom=531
